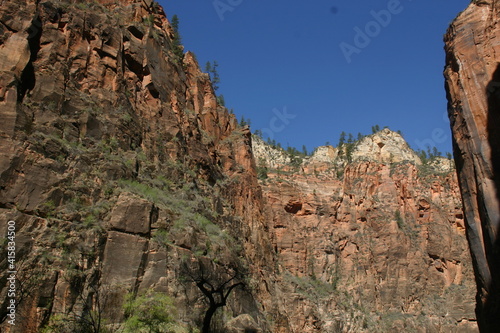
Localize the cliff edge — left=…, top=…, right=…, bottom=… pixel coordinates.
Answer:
left=444, top=0, right=500, bottom=331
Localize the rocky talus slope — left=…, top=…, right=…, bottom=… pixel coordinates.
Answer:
left=254, top=130, right=478, bottom=332
left=444, top=0, right=500, bottom=331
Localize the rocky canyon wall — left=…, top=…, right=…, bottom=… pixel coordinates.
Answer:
left=444, top=0, right=500, bottom=331
left=0, top=0, right=277, bottom=332
left=0, top=0, right=483, bottom=332
left=254, top=130, right=478, bottom=332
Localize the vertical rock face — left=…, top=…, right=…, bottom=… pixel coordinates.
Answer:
left=444, top=1, right=500, bottom=330
left=254, top=134, right=478, bottom=332
left=0, top=0, right=275, bottom=332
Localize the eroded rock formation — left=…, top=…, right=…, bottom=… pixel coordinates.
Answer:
left=0, top=0, right=275, bottom=331
left=444, top=0, right=500, bottom=330
left=254, top=133, right=478, bottom=331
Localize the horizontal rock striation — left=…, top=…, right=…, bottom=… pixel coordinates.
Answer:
left=255, top=137, right=478, bottom=331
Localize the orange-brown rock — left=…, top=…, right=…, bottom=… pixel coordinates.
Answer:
left=444, top=1, right=500, bottom=331
left=255, top=137, right=478, bottom=331
left=0, top=0, right=276, bottom=332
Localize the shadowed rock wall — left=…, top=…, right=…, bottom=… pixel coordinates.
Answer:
left=444, top=0, right=500, bottom=331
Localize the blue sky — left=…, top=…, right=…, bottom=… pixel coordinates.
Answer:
left=161, top=0, right=471, bottom=154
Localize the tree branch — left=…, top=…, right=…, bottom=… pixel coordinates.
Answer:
left=223, top=282, right=244, bottom=303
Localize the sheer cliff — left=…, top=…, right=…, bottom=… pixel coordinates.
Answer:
left=254, top=131, right=477, bottom=332
left=444, top=0, right=500, bottom=331
left=0, top=0, right=276, bottom=332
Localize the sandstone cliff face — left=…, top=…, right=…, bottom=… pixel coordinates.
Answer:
left=444, top=1, right=500, bottom=331
left=254, top=135, right=478, bottom=332
left=0, top=1, right=276, bottom=332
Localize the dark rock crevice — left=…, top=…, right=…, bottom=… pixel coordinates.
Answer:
left=0, top=20, right=18, bottom=34
left=132, top=238, right=150, bottom=295
left=17, top=14, right=42, bottom=102
left=483, top=63, right=500, bottom=331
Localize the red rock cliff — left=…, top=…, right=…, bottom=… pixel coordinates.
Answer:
left=0, top=0, right=277, bottom=332
left=254, top=132, right=478, bottom=332
left=444, top=0, right=500, bottom=331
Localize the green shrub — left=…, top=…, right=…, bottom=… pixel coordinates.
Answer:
left=395, top=210, right=404, bottom=229
left=41, top=314, right=76, bottom=333
left=123, top=290, right=187, bottom=333
left=41, top=200, right=57, bottom=217
left=257, top=166, right=268, bottom=180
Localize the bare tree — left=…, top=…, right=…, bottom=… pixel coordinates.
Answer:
left=0, top=256, right=45, bottom=324
left=181, top=257, right=246, bottom=333
left=39, top=249, right=112, bottom=333
left=69, top=282, right=109, bottom=333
